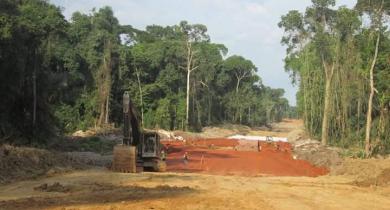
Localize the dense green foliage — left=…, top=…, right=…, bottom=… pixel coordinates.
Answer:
left=0, top=0, right=291, bottom=144
left=279, top=0, right=390, bottom=154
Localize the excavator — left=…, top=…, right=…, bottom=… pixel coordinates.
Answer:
left=121, top=92, right=166, bottom=172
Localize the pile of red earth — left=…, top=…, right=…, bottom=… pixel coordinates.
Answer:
left=162, top=139, right=328, bottom=177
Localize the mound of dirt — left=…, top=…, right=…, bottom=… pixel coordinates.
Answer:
left=292, top=139, right=343, bottom=169
left=219, top=124, right=251, bottom=134
left=286, top=128, right=306, bottom=143
left=200, top=124, right=252, bottom=139
left=201, top=127, right=238, bottom=138
left=271, top=119, right=303, bottom=132
left=0, top=145, right=83, bottom=184
left=236, top=140, right=259, bottom=151
left=172, top=131, right=202, bottom=141
left=71, top=126, right=121, bottom=138
left=332, top=158, right=390, bottom=187
left=34, top=182, right=71, bottom=193
left=72, top=130, right=96, bottom=138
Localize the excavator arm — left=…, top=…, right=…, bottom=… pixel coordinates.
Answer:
left=122, top=92, right=141, bottom=146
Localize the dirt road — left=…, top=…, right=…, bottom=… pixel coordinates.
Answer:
left=1, top=169, right=390, bottom=210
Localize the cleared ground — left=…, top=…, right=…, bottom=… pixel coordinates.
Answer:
left=163, top=140, right=327, bottom=176
left=1, top=119, right=390, bottom=210
left=1, top=170, right=390, bottom=210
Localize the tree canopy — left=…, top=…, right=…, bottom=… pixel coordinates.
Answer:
left=279, top=0, right=390, bottom=155
left=0, top=0, right=291, bottom=145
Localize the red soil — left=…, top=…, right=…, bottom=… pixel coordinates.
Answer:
left=185, top=138, right=239, bottom=147
left=162, top=139, right=328, bottom=177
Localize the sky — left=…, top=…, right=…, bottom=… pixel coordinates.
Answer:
left=51, top=0, right=357, bottom=106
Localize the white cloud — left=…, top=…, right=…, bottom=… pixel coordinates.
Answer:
left=246, top=2, right=269, bottom=15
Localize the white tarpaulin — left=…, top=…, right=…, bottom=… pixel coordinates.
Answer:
left=227, top=135, right=288, bottom=142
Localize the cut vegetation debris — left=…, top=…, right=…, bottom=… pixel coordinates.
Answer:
left=291, top=139, right=343, bottom=169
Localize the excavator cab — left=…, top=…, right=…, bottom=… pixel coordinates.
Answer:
left=142, top=132, right=160, bottom=158
left=140, top=132, right=166, bottom=171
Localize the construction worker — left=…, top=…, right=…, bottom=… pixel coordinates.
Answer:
left=258, top=140, right=262, bottom=152
left=183, top=152, right=189, bottom=165
left=161, top=149, right=166, bottom=161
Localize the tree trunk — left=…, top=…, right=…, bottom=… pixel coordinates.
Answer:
left=99, top=100, right=106, bottom=126
left=105, top=95, right=109, bottom=124
left=248, top=106, right=251, bottom=124
left=235, top=77, right=242, bottom=124
left=185, top=67, right=191, bottom=130
left=185, top=41, right=198, bottom=130
left=174, top=106, right=177, bottom=130
left=266, top=108, right=271, bottom=125
left=239, top=108, right=242, bottom=124
left=357, top=98, right=361, bottom=133
left=365, top=33, right=380, bottom=157
left=378, top=105, right=386, bottom=139
left=302, top=48, right=309, bottom=129
left=302, top=77, right=309, bottom=129
left=98, top=39, right=112, bottom=126
left=321, top=62, right=334, bottom=145
left=135, top=68, right=144, bottom=126
left=208, top=94, right=211, bottom=125
left=105, top=42, right=112, bottom=125
left=196, top=100, right=202, bottom=128
left=32, top=49, right=37, bottom=128
left=192, top=81, right=196, bottom=123
left=236, top=78, right=241, bottom=93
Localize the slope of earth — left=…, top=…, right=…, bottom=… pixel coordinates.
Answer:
left=0, top=145, right=84, bottom=184
left=1, top=169, right=390, bottom=210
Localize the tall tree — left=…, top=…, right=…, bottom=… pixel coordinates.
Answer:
left=306, top=0, right=337, bottom=145
left=220, top=56, right=257, bottom=123
left=179, top=21, right=209, bottom=130
left=356, top=0, right=389, bottom=156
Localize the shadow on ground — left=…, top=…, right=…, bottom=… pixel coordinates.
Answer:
left=0, top=182, right=197, bottom=210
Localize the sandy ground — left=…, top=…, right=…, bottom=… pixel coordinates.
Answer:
left=1, top=119, right=389, bottom=210
left=1, top=169, right=390, bottom=210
